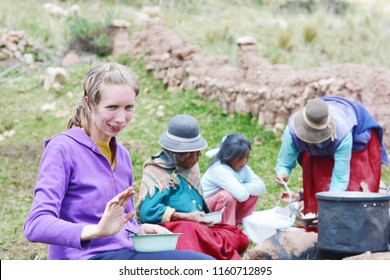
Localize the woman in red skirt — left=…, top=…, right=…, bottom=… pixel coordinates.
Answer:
left=275, top=96, right=388, bottom=214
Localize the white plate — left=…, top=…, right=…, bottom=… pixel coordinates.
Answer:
left=200, top=211, right=222, bottom=224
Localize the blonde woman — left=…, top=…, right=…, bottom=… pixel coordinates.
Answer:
left=24, top=63, right=213, bottom=260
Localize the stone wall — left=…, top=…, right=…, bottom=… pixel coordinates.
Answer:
left=126, top=19, right=390, bottom=150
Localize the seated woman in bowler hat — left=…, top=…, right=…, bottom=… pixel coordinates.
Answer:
left=136, top=114, right=249, bottom=260
left=275, top=96, right=388, bottom=215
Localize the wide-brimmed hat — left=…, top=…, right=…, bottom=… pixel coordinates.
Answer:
left=294, top=98, right=336, bottom=143
left=159, top=114, right=208, bottom=152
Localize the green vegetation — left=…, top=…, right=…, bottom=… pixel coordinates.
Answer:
left=0, top=0, right=389, bottom=260
left=66, top=14, right=114, bottom=56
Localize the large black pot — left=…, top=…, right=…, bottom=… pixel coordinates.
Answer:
left=316, top=191, right=390, bottom=254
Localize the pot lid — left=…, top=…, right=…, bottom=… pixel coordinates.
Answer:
left=316, top=191, right=390, bottom=202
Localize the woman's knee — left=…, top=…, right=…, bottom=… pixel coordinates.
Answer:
left=218, top=190, right=235, bottom=204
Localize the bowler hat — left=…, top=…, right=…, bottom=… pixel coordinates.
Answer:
left=159, top=114, right=208, bottom=152
left=294, top=98, right=336, bottom=143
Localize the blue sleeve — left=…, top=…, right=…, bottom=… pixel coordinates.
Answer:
left=203, top=164, right=251, bottom=202
left=242, top=166, right=266, bottom=196
left=275, top=126, right=299, bottom=176
left=138, top=186, right=170, bottom=224
left=204, top=164, right=266, bottom=202
left=330, top=132, right=353, bottom=191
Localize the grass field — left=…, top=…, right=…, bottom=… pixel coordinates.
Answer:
left=1, top=0, right=389, bottom=260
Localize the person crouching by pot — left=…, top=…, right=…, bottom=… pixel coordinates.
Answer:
left=200, top=134, right=266, bottom=226
left=136, top=114, right=249, bottom=260
left=275, top=96, right=388, bottom=214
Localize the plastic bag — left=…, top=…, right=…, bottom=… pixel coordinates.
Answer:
left=242, top=206, right=295, bottom=244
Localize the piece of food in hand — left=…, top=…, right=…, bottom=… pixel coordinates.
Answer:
left=300, top=212, right=317, bottom=219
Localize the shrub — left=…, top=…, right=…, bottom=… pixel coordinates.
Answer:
left=278, top=29, right=294, bottom=51
left=303, top=24, right=318, bottom=44
left=66, top=14, right=113, bottom=57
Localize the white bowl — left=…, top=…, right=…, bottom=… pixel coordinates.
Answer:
left=295, top=215, right=318, bottom=228
left=130, top=233, right=182, bottom=252
left=200, top=211, right=222, bottom=224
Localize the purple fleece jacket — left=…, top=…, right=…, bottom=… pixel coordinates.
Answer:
left=24, top=127, right=140, bottom=260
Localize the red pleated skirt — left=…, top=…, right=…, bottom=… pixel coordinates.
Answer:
left=163, top=221, right=249, bottom=260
